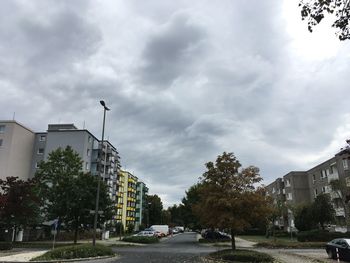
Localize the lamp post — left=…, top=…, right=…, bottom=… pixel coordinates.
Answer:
left=92, top=100, right=110, bottom=246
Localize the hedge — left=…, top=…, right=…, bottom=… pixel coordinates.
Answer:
left=122, top=236, right=159, bottom=244
left=0, top=242, right=13, bottom=250
left=30, top=244, right=113, bottom=261
left=297, top=230, right=350, bottom=242
left=209, top=249, right=274, bottom=263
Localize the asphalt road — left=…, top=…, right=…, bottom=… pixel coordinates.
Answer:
left=109, top=232, right=217, bottom=263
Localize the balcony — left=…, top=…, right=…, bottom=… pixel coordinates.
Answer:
left=328, top=172, right=339, bottom=183
left=335, top=207, right=345, bottom=217
left=330, top=191, right=342, bottom=200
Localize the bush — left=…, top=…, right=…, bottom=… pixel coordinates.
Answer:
left=297, top=230, right=350, bottom=242
left=30, top=244, right=113, bottom=261
left=209, top=249, right=274, bottom=262
left=0, top=242, right=13, bottom=250
left=122, top=236, right=159, bottom=244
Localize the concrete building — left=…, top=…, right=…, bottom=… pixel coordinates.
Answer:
left=117, top=170, right=138, bottom=230
left=135, top=181, right=149, bottom=231
left=0, top=121, right=35, bottom=181
left=266, top=144, right=350, bottom=231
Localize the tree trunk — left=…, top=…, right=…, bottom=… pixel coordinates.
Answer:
left=74, top=218, right=79, bottom=244
left=230, top=229, right=236, bottom=251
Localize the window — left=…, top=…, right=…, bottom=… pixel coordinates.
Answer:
left=321, top=170, right=328, bottom=179
left=322, top=186, right=326, bottom=193
left=39, top=135, right=46, bottom=141
left=286, top=193, right=292, bottom=200
left=0, top=125, right=5, bottom=133
left=88, top=136, right=92, bottom=143
left=86, top=162, right=89, bottom=170
left=343, top=159, right=349, bottom=170
left=312, top=174, right=316, bottom=183
left=0, top=139, right=3, bottom=147
left=35, top=162, right=39, bottom=168
left=37, top=148, right=44, bottom=154
left=87, top=149, right=90, bottom=157
left=314, top=189, right=318, bottom=197
left=285, top=179, right=291, bottom=187
left=330, top=166, right=333, bottom=174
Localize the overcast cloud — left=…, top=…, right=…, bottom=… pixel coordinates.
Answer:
left=1, top=0, right=350, bottom=207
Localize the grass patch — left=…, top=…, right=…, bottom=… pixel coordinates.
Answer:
left=122, top=236, right=159, bottom=244
left=209, top=249, right=274, bottom=262
left=238, top=235, right=297, bottom=243
left=238, top=235, right=324, bottom=249
left=255, top=240, right=325, bottom=249
left=30, top=244, right=113, bottom=261
left=13, top=242, right=79, bottom=249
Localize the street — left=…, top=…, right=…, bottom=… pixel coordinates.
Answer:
left=92, top=233, right=339, bottom=263
left=108, top=232, right=217, bottom=263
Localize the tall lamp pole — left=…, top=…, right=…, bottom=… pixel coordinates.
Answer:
left=93, top=100, right=110, bottom=246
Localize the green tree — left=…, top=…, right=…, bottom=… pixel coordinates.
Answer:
left=294, top=203, right=315, bottom=231
left=300, top=0, right=350, bottom=40
left=311, top=193, right=335, bottom=229
left=146, top=194, right=163, bottom=226
left=0, top=177, right=41, bottom=235
left=181, top=184, right=202, bottom=230
left=35, top=146, right=113, bottom=243
left=195, top=152, right=272, bottom=250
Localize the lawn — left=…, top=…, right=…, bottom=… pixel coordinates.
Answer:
left=238, top=235, right=325, bottom=249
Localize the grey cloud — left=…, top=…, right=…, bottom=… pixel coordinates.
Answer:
left=137, top=12, right=207, bottom=88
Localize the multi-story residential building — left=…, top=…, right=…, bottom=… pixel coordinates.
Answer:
left=118, top=170, right=138, bottom=230
left=135, top=181, right=149, bottom=231
left=0, top=120, right=35, bottom=181
left=29, top=123, right=121, bottom=201
left=266, top=144, right=350, bottom=231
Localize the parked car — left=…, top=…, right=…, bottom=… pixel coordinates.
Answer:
left=202, top=229, right=231, bottom=240
left=133, top=230, right=157, bottom=237
left=326, top=238, right=350, bottom=260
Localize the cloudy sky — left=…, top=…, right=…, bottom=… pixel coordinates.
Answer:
left=1, top=0, right=350, bottom=207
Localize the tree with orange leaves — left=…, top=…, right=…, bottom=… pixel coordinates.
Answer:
left=195, top=152, right=272, bottom=250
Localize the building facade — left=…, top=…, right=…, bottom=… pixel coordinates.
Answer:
left=266, top=146, right=350, bottom=231
left=1, top=120, right=150, bottom=231
left=116, top=170, right=138, bottom=230
left=135, top=181, right=149, bottom=231
left=0, top=121, right=35, bottom=181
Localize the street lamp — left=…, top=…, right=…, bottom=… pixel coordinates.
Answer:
left=92, top=100, right=110, bottom=246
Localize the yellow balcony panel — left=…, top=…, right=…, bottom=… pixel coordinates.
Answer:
left=116, top=204, right=123, bottom=208
left=128, top=178, right=136, bottom=183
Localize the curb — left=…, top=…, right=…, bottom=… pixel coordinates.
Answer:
left=0, top=254, right=119, bottom=263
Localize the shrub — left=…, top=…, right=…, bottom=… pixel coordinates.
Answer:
left=122, top=236, right=159, bottom=244
left=30, top=244, right=113, bottom=261
left=0, top=242, right=13, bottom=250
left=209, top=249, right=274, bottom=262
left=297, top=230, right=350, bottom=242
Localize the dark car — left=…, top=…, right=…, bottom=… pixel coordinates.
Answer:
left=202, top=229, right=231, bottom=240
left=326, top=238, right=350, bottom=260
